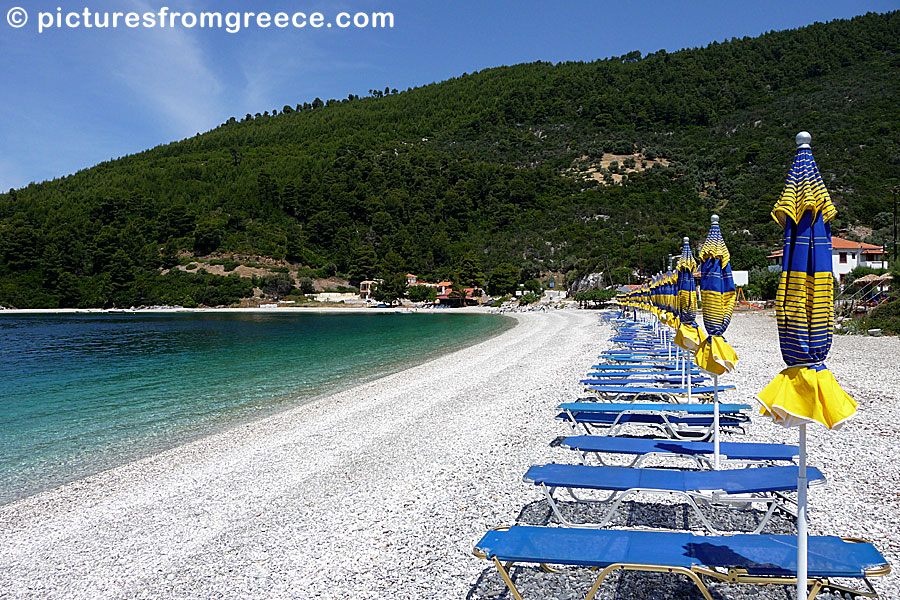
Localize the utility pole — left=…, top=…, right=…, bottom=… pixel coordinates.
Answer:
left=638, top=235, right=644, bottom=280
left=603, top=254, right=611, bottom=287
left=888, top=186, right=900, bottom=263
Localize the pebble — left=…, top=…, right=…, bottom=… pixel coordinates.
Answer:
left=0, top=310, right=896, bottom=599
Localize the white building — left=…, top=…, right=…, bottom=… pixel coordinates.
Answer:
left=768, top=236, right=886, bottom=285
left=359, top=279, right=382, bottom=300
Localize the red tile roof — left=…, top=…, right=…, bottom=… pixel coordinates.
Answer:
left=768, top=236, right=884, bottom=258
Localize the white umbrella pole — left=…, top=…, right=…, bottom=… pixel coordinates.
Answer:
left=686, top=354, right=693, bottom=403
left=713, top=374, right=720, bottom=469
left=797, top=423, right=808, bottom=599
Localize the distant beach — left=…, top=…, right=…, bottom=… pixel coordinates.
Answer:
left=1, top=310, right=897, bottom=599
left=0, top=305, right=491, bottom=315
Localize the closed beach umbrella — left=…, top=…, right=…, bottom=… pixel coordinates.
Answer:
left=695, top=215, right=739, bottom=468
left=756, top=132, right=858, bottom=600
left=673, top=238, right=705, bottom=399
left=695, top=215, right=738, bottom=376
left=663, top=270, right=678, bottom=329
left=673, top=237, right=705, bottom=352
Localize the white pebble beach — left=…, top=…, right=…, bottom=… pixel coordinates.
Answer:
left=0, top=308, right=897, bottom=599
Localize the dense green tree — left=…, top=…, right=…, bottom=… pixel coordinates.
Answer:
left=348, top=245, right=377, bottom=284
left=454, top=251, right=485, bottom=288
left=486, top=262, right=520, bottom=295
left=407, top=284, right=437, bottom=303
left=260, top=273, right=295, bottom=299
left=2, top=12, right=900, bottom=308
left=523, top=279, right=543, bottom=294
left=298, top=276, right=315, bottom=295
left=371, top=274, right=407, bottom=305
left=608, top=268, right=634, bottom=286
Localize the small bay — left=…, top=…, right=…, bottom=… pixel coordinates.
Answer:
left=0, top=311, right=511, bottom=504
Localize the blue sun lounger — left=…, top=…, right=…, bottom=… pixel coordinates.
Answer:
left=585, top=384, right=736, bottom=402
left=561, top=435, right=799, bottom=468
left=602, top=348, right=670, bottom=354
left=584, top=370, right=703, bottom=379
left=601, top=352, right=672, bottom=359
left=523, top=464, right=824, bottom=534
left=600, top=338, right=671, bottom=356
left=610, top=357, right=683, bottom=364
left=557, top=402, right=750, bottom=440
left=579, top=377, right=708, bottom=386
left=474, top=526, right=890, bottom=600
left=589, top=364, right=700, bottom=372
left=605, top=344, right=665, bottom=350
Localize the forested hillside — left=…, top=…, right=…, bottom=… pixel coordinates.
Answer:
left=1, top=11, right=898, bottom=308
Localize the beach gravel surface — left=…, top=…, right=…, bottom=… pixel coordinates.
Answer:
left=1, top=309, right=897, bottom=599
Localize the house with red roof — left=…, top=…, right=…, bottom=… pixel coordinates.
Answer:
left=435, top=285, right=483, bottom=306
left=767, top=236, right=886, bottom=284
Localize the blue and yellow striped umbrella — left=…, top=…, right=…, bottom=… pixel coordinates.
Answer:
left=663, top=270, right=678, bottom=328
left=757, top=135, right=856, bottom=429
left=673, top=237, right=705, bottom=351
left=695, top=215, right=738, bottom=375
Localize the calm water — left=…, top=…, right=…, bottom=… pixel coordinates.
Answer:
left=0, top=312, right=511, bottom=504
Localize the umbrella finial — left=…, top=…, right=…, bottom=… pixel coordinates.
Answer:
left=711, top=214, right=719, bottom=224
left=796, top=131, right=812, bottom=148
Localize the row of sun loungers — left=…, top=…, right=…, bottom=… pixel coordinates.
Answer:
left=473, top=311, right=889, bottom=599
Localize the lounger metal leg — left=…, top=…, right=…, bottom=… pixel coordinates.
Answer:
left=695, top=493, right=782, bottom=534
left=491, top=559, right=713, bottom=600
left=546, top=483, right=786, bottom=534
left=590, top=564, right=714, bottom=600
left=679, top=493, right=724, bottom=534
left=491, top=557, right=525, bottom=600
left=806, top=580, right=823, bottom=600
left=541, top=485, right=622, bottom=528
left=694, top=565, right=882, bottom=600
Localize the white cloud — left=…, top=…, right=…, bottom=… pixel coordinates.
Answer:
left=107, top=0, right=226, bottom=138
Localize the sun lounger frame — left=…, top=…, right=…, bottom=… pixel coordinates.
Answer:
left=559, top=406, right=749, bottom=441
left=560, top=436, right=799, bottom=469
left=523, top=463, right=822, bottom=534
left=585, top=384, right=735, bottom=403
left=533, top=478, right=785, bottom=535
left=473, top=527, right=889, bottom=600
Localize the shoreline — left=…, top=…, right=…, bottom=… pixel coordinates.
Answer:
left=0, top=305, right=493, bottom=314
left=0, top=309, right=602, bottom=599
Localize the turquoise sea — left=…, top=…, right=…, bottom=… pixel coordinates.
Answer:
left=0, top=312, right=511, bottom=504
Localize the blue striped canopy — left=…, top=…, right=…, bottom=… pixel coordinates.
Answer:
left=664, top=271, right=677, bottom=325
left=676, top=239, right=698, bottom=327
left=757, top=142, right=856, bottom=429
left=673, top=238, right=704, bottom=351
left=695, top=216, right=738, bottom=374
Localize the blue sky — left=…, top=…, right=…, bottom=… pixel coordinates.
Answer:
left=0, top=0, right=896, bottom=190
